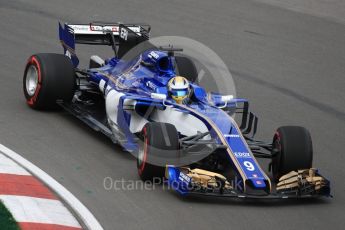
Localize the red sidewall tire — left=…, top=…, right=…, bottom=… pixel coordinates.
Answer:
left=23, top=56, right=42, bottom=108
left=271, top=126, right=313, bottom=180
left=138, top=127, right=148, bottom=176
left=137, top=122, right=179, bottom=182
left=23, top=53, right=75, bottom=110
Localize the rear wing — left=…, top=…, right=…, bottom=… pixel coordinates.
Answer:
left=68, top=22, right=150, bottom=44
left=59, top=22, right=151, bottom=66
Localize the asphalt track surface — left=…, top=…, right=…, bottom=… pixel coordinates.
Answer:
left=0, top=0, right=344, bottom=229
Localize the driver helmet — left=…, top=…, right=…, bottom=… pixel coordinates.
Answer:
left=168, top=76, right=191, bottom=104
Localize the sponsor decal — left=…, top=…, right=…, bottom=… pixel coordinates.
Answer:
left=148, top=51, right=159, bottom=60
left=70, top=25, right=90, bottom=31
left=224, top=134, right=240, bottom=138
left=69, top=24, right=124, bottom=35
left=178, top=172, right=191, bottom=183
left=256, top=180, right=262, bottom=185
left=120, top=27, right=128, bottom=41
left=233, top=152, right=251, bottom=158
left=146, top=81, right=157, bottom=90
left=90, top=25, right=118, bottom=32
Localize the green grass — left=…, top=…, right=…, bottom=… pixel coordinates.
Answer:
left=0, top=201, right=19, bottom=230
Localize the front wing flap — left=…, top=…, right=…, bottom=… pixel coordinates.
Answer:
left=276, top=168, right=331, bottom=197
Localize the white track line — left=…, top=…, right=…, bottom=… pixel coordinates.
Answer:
left=0, top=144, right=104, bottom=230
left=0, top=154, right=30, bottom=175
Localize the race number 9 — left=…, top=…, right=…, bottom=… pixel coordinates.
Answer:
left=243, top=161, right=255, bottom=171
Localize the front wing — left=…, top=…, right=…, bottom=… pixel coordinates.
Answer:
left=165, top=166, right=331, bottom=199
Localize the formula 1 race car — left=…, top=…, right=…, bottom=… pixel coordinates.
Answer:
left=23, top=22, right=331, bottom=199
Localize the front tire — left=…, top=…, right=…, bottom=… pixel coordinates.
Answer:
left=271, top=126, right=313, bottom=180
left=137, top=122, right=180, bottom=182
left=23, top=53, right=75, bottom=110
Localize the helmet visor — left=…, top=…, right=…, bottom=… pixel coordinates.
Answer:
left=171, top=88, right=189, bottom=97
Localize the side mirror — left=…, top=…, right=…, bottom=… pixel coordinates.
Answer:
left=151, top=93, right=167, bottom=100
left=151, top=93, right=174, bottom=108
left=221, top=95, right=234, bottom=103
left=218, top=95, right=234, bottom=109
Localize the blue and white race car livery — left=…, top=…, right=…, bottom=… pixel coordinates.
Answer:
left=23, top=22, right=331, bottom=199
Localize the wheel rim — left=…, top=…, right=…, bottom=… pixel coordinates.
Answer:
left=26, top=65, right=39, bottom=97
left=138, top=143, right=144, bottom=166
left=138, top=128, right=148, bottom=175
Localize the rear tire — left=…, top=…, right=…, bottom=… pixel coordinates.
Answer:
left=137, top=122, right=180, bottom=182
left=175, top=56, right=198, bottom=83
left=23, top=53, right=75, bottom=110
left=271, top=126, right=313, bottom=180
